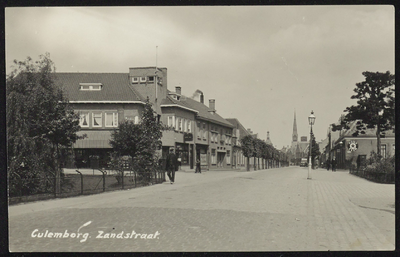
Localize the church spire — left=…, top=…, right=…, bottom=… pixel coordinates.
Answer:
left=292, top=110, right=298, bottom=142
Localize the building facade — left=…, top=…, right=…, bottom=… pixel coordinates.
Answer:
left=54, top=72, right=147, bottom=168
left=330, top=121, right=395, bottom=169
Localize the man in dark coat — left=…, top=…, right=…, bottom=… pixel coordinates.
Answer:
left=166, top=148, right=177, bottom=184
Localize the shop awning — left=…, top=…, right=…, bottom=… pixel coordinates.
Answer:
left=73, top=131, right=113, bottom=149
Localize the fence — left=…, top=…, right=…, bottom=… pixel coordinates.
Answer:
left=9, top=168, right=166, bottom=205
left=349, top=166, right=395, bottom=184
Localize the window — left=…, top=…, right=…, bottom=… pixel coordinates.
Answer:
left=168, top=116, right=175, bottom=128
left=184, top=119, right=187, bottom=132
left=176, top=118, right=180, bottom=131
left=105, top=112, right=118, bottom=127
left=227, top=150, right=231, bottom=164
left=211, top=149, right=216, bottom=164
left=140, top=77, right=146, bottom=82
left=79, top=112, right=89, bottom=127
left=187, top=121, right=192, bottom=133
left=197, top=122, right=201, bottom=138
left=148, top=76, right=154, bottom=82
left=132, top=77, right=139, bottom=83
left=79, top=83, right=102, bottom=90
left=92, top=112, right=102, bottom=127
left=179, top=118, right=183, bottom=131
left=202, top=123, right=207, bottom=139
left=381, top=144, right=387, bottom=159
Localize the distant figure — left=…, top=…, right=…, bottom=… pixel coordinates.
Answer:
left=195, top=158, right=201, bottom=173
left=332, top=158, right=337, bottom=172
left=326, top=159, right=331, bottom=171
left=166, top=148, right=177, bottom=184
left=177, top=155, right=182, bottom=171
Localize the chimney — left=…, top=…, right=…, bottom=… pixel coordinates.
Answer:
left=209, top=99, right=216, bottom=112
left=175, top=86, right=181, bottom=95
left=267, top=131, right=270, bottom=140
left=200, top=93, right=204, bottom=104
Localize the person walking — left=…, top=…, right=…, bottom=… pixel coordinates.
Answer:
left=195, top=158, right=201, bottom=173
left=166, top=148, right=177, bottom=184
left=326, top=159, right=331, bottom=171
left=332, top=158, right=337, bottom=172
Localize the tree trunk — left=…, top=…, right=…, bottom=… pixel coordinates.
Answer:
left=376, top=123, right=381, bottom=160
left=55, top=143, right=61, bottom=196
left=246, top=157, right=250, bottom=171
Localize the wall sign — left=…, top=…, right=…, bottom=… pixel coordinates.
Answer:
left=348, top=140, right=358, bottom=151
left=184, top=133, right=193, bottom=142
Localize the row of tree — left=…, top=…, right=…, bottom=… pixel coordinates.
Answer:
left=239, top=135, right=287, bottom=171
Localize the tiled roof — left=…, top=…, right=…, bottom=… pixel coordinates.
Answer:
left=226, top=118, right=251, bottom=137
left=52, top=73, right=145, bottom=102
left=182, top=97, right=234, bottom=128
left=162, top=90, right=233, bottom=128
left=160, top=94, right=198, bottom=113
left=341, top=120, right=395, bottom=138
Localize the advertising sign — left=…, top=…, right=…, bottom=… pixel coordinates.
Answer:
left=200, top=154, right=207, bottom=165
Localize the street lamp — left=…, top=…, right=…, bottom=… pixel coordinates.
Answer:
left=308, top=110, right=316, bottom=179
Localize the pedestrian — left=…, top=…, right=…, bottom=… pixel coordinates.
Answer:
left=177, top=154, right=182, bottom=171
left=195, top=158, right=201, bottom=173
left=332, top=158, right=337, bottom=172
left=326, top=159, right=330, bottom=171
left=166, top=148, right=177, bottom=184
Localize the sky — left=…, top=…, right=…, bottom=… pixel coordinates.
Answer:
left=5, top=6, right=395, bottom=149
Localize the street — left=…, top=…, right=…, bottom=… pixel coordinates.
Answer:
left=9, top=166, right=395, bottom=252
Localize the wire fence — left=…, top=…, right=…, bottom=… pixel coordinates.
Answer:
left=9, top=168, right=166, bottom=205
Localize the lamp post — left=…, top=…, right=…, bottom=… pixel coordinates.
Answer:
left=308, top=111, right=316, bottom=179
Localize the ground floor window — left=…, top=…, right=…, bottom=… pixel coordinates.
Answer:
left=211, top=149, right=216, bottom=164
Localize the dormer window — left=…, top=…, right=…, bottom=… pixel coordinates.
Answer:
left=132, top=77, right=139, bottom=83
left=79, top=83, right=102, bottom=91
left=171, top=94, right=180, bottom=101
left=148, top=76, right=154, bottom=82
left=140, top=77, right=146, bottom=82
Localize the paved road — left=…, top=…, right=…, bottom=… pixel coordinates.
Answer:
left=9, top=167, right=395, bottom=252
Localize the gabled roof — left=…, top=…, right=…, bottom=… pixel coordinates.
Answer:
left=53, top=73, right=145, bottom=102
left=183, top=97, right=234, bottom=128
left=226, top=118, right=252, bottom=139
left=163, top=90, right=233, bottom=128
left=160, top=94, right=199, bottom=114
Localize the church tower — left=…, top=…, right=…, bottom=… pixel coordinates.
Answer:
left=292, top=110, right=298, bottom=143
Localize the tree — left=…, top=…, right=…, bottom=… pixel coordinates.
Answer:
left=240, top=135, right=255, bottom=171
left=7, top=53, right=82, bottom=196
left=109, top=99, right=165, bottom=175
left=310, top=133, right=321, bottom=168
left=343, top=71, right=395, bottom=159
